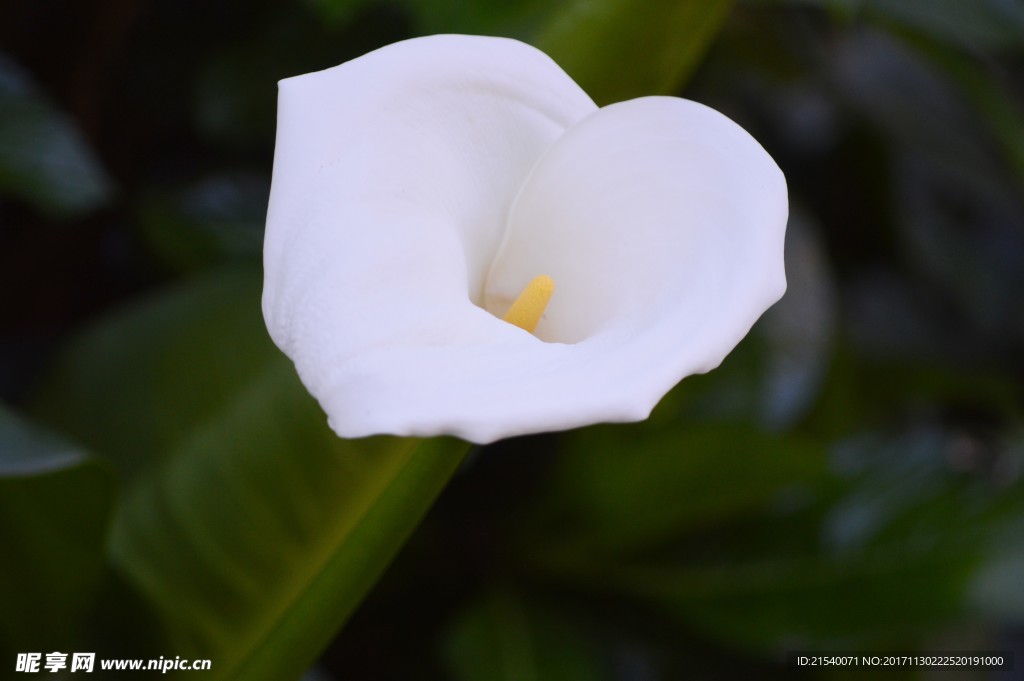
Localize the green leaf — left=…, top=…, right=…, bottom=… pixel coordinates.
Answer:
left=970, top=535, right=1024, bottom=620
left=443, top=589, right=608, bottom=681
left=32, top=268, right=471, bottom=679
left=914, top=40, right=1024, bottom=191
left=831, top=30, right=1012, bottom=201
left=537, top=422, right=828, bottom=555
left=532, top=429, right=1020, bottom=649
left=864, top=0, right=1024, bottom=51
left=743, top=0, right=1024, bottom=51
left=0, top=53, right=113, bottom=216
left=966, top=435, right=1024, bottom=620
left=140, top=173, right=268, bottom=273
left=0, top=405, right=116, bottom=659
left=535, top=0, right=734, bottom=104
left=558, top=543, right=975, bottom=650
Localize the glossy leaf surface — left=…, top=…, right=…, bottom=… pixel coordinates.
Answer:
left=33, top=269, right=470, bottom=679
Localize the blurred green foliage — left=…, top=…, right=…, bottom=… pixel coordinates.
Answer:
left=0, top=56, right=112, bottom=216
left=1, top=0, right=1023, bottom=679
left=0, top=407, right=115, bottom=661
left=29, top=269, right=470, bottom=679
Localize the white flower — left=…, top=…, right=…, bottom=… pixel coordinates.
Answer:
left=262, top=34, right=787, bottom=444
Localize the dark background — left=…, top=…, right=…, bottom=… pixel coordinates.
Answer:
left=2, top=1, right=1023, bottom=679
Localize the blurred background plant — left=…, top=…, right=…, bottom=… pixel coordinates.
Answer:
left=2, top=0, right=1023, bottom=679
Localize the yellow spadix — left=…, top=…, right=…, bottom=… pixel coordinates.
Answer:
left=502, top=275, right=554, bottom=334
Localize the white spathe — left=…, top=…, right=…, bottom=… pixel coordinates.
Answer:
left=263, top=34, right=787, bottom=445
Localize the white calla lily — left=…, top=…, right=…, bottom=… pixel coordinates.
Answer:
left=263, top=34, right=787, bottom=444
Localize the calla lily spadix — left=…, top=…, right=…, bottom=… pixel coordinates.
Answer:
left=262, top=34, right=788, bottom=445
